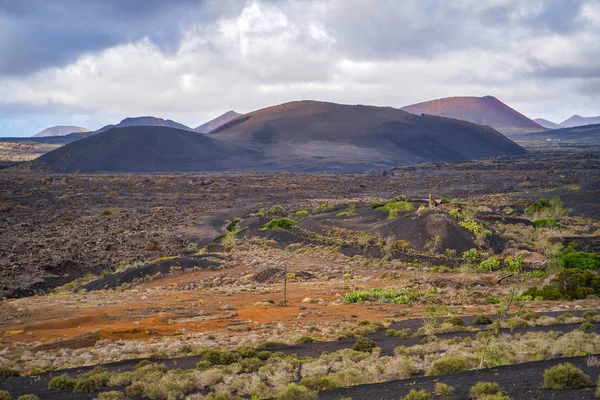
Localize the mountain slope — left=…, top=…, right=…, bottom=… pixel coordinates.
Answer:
left=560, top=115, right=600, bottom=128
left=534, top=118, right=560, bottom=129
left=33, top=125, right=89, bottom=137
left=401, top=96, right=545, bottom=134
left=33, top=126, right=261, bottom=173
left=30, top=101, right=526, bottom=173
left=195, top=111, right=242, bottom=133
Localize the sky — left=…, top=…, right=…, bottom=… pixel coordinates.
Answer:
left=0, top=0, right=599, bottom=137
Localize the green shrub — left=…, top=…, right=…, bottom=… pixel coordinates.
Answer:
left=579, top=320, right=595, bottom=331
left=525, top=197, right=566, bottom=217
left=295, top=210, right=309, bottom=215
left=403, top=389, right=432, bottom=400
left=470, top=382, right=502, bottom=398
left=486, top=296, right=500, bottom=304
left=559, top=251, right=600, bottom=270
left=73, top=367, right=110, bottom=393
left=312, top=204, right=335, bottom=214
left=556, top=312, right=574, bottom=323
left=440, top=197, right=451, bottom=204
left=0, top=391, right=11, bottom=400
left=448, top=209, right=461, bottom=219
left=426, top=357, right=470, bottom=376
left=434, top=382, right=455, bottom=397
left=203, top=349, right=241, bottom=365
left=239, top=357, right=265, bottom=373
left=203, top=394, right=244, bottom=400
left=254, top=205, right=288, bottom=218
left=477, top=257, right=501, bottom=272
left=473, top=315, right=493, bottom=325
left=16, top=396, right=40, bottom=400
left=125, top=382, right=145, bottom=397
left=300, top=376, right=340, bottom=392
left=352, top=337, right=377, bottom=352
left=542, top=363, right=593, bottom=390
left=276, top=383, right=317, bottom=400
left=297, top=336, right=315, bottom=344
left=337, top=211, right=350, bottom=217
left=134, top=360, right=153, bottom=370
left=583, top=310, right=598, bottom=320
left=379, top=199, right=414, bottom=218
left=385, top=328, right=412, bottom=339
left=48, top=374, right=76, bottom=390
left=459, top=219, right=491, bottom=240
left=262, top=218, right=296, bottom=230
left=534, top=218, right=559, bottom=228
left=444, top=316, right=466, bottom=326
left=0, top=366, right=18, bottom=378
left=462, top=248, right=486, bottom=263
left=523, top=269, right=600, bottom=300
left=95, top=392, right=126, bottom=400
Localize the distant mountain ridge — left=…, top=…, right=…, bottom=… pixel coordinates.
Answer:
left=31, top=100, right=526, bottom=173
left=534, top=118, right=560, bottom=129
left=95, top=116, right=193, bottom=134
left=33, top=125, right=89, bottom=137
left=560, top=115, right=600, bottom=128
left=195, top=111, right=242, bottom=133
left=511, top=123, right=600, bottom=143
left=401, top=95, right=545, bottom=134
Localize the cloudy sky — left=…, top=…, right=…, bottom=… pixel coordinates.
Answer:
left=0, top=0, right=599, bottom=136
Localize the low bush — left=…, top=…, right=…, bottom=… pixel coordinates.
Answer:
left=297, top=336, right=316, bottom=344
left=444, top=316, right=466, bottom=326
left=95, top=392, right=126, bottom=400
left=17, top=396, right=40, bottom=400
left=300, top=376, right=341, bottom=392
left=262, top=218, right=296, bottom=230
left=473, top=315, right=493, bottom=325
left=525, top=197, right=566, bottom=217
left=463, top=248, right=486, bottom=264
left=459, top=219, right=491, bottom=240
left=403, top=389, right=432, bottom=400
left=295, top=210, right=309, bottom=216
left=254, top=205, right=288, bottom=218
left=48, top=374, right=75, bottom=390
left=559, top=251, right=600, bottom=270
left=74, top=366, right=110, bottom=393
left=352, top=337, right=377, bottom=352
left=579, top=320, right=595, bottom=331
left=477, top=257, right=501, bottom=272
left=522, top=269, right=600, bottom=300
left=379, top=199, right=415, bottom=218
left=470, top=382, right=502, bottom=398
left=583, top=310, right=598, bottom=320
left=0, top=367, right=18, bottom=379
left=434, top=382, right=455, bottom=397
left=202, top=349, right=241, bottom=366
left=239, top=357, right=265, bottom=373
left=0, top=391, right=11, bottom=400
left=386, top=328, right=412, bottom=339
left=542, top=363, right=593, bottom=390
left=426, top=357, right=470, bottom=376
left=312, top=204, right=335, bottom=214
left=534, top=218, right=559, bottom=228
left=276, top=383, right=317, bottom=400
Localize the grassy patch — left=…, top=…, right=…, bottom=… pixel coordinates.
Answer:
left=262, top=218, right=296, bottom=230
left=378, top=199, right=415, bottom=218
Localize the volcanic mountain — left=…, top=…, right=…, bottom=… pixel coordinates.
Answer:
left=33, top=125, right=89, bottom=137
left=560, top=115, right=600, bottom=128
left=94, top=116, right=193, bottom=134
left=534, top=118, right=560, bottom=129
left=401, top=96, right=545, bottom=134
left=195, top=111, right=242, bottom=133
left=33, top=126, right=261, bottom=173
left=32, top=101, right=526, bottom=173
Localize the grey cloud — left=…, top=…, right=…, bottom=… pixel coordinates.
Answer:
left=0, top=0, right=244, bottom=75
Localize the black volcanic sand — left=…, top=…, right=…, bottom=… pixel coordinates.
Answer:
left=1, top=310, right=597, bottom=399
left=320, top=355, right=600, bottom=400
